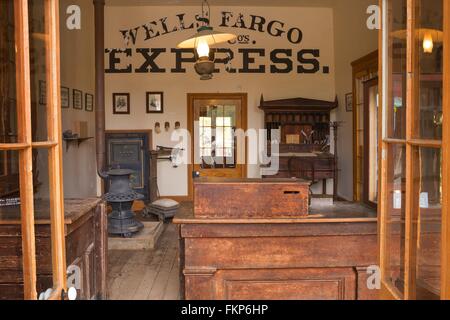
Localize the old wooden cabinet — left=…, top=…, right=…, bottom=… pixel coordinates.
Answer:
left=0, top=199, right=108, bottom=300
left=174, top=205, right=379, bottom=300
left=259, top=96, right=337, bottom=196
left=194, top=178, right=310, bottom=219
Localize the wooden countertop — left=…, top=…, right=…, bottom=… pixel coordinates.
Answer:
left=193, top=177, right=310, bottom=185
left=173, top=201, right=377, bottom=224
left=0, top=198, right=102, bottom=225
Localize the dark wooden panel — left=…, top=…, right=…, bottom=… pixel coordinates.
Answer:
left=218, top=268, right=356, bottom=300
left=181, top=222, right=377, bottom=238
left=184, top=235, right=377, bottom=270
left=0, top=201, right=107, bottom=300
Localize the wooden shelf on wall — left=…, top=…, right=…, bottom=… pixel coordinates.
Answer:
left=63, top=137, right=94, bottom=152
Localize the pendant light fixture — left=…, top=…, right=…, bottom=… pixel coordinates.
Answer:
left=392, top=28, right=443, bottom=54
left=391, top=11, right=443, bottom=54
left=177, top=0, right=237, bottom=80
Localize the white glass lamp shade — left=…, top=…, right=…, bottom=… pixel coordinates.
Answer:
left=177, top=27, right=237, bottom=49
left=391, top=28, right=443, bottom=53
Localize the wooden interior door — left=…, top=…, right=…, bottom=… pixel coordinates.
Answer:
left=188, top=93, right=247, bottom=196
left=379, top=0, right=450, bottom=300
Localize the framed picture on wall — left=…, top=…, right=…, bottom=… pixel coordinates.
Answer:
left=146, top=92, right=164, bottom=113
left=39, top=80, right=46, bottom=105
left=73, top=89, right=83, bottom=110
left=345, top=93, right=353, bottom=112
left=85, top=93, right=94, bottom=112
left=113, top=93, right=130, bottom=114
left=61, top=86, right=70, bottom=108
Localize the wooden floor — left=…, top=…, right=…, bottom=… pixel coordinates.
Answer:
left=107, top=223, right=180, bottom=300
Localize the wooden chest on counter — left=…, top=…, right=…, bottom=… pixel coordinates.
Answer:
left=0, top=198, right=108, bottom=300
left=194, top=178, right=310, bottom=219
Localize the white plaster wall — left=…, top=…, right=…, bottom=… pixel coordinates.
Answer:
left=59, top=0, right=97, bottom=198
left=332, top=0, right=378, bottom=200
left=105, top=6, right=336, bottom=196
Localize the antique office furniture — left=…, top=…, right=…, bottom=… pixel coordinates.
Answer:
left=259, top=96, right=338, bottom=197
left=174, top=179, right=378, bottom=300
left=0, top=199, right=108, bottom=300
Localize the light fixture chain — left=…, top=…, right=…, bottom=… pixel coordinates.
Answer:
left=202, top=0, right=211, bottom=25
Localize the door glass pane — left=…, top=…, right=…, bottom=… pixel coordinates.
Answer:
left=29, top=0, right=49, bottom=142
left=367, top=84, right=379, bottom=204
left=387, top=0, right=407, bottom=139
left=0, top=0, right=20, bottom=206
left=383, top=143, right=406, bottom=296
left=196, top=103, right=237, bottom=169
left=412, top=147, right=441, bottom=299
left=413, top=0, right=443, bottom=139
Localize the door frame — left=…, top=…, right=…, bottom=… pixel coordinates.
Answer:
left=378, top=0, right=450, bottom=300
left=0, top=0, right=66, bottom=299
left=187, top=93, right=248, bottom=200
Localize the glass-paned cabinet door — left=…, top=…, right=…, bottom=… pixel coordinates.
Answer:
left=386, top=0, right=408, bottom=140
left=380, top=0, right=448, bottom=300
left=412, top=0, right=444, bottom=140
left=411, top=147, right=442, bottom=299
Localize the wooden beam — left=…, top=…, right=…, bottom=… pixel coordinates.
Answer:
left=404, top=0, right=417, bottom=300
left=45, top=0, right=67, bottom=294
left=0, top=143, right=29, bottom=150
left=14, top=0, right=37, bottom=300
left=94, top=0, right=106, bottom=176
left=442, top=0, right=450, bottom=300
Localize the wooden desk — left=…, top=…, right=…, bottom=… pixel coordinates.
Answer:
left=174, top=202, right=379, bottom=300
left=0, top=198, right=108, bottom=300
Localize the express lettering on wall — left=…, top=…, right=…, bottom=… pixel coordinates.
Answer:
left=105, top=11, right=330, bottom=75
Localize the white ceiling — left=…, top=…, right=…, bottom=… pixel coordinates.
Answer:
left=106, top=0, right=335, bottom=7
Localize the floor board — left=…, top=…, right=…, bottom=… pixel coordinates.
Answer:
left=107, top=223, right=180, bottom=300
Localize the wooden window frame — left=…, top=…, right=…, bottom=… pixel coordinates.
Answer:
left=0, top=0, right=66, bottom=300
left=379, top=0, right=450, bottom=300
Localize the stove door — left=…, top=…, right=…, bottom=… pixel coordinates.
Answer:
left=105, top=132, right=151, bottom=202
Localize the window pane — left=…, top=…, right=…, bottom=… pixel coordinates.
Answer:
left=387, top=0, right=407, bottom=139
left=413, top=0, right=443, bottom=139
left=0, top=0, right=18, bottom=145
left=367, top=83, right=379, bottom=203
left=0, top=1, right=20, bottom=208
left=0, top=150, right=20, bottom=209
left=196, top=101, right=238, bottom=170
left=412, top=147, right=441, bottom=299
left=29, top=0, right=49, bottom=142
left=384, top=143, right=406, bottom=296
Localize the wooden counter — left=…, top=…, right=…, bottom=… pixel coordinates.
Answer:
left=174, top=202, right=379, bottom=300
left=0, top=198, right=108, bottom=300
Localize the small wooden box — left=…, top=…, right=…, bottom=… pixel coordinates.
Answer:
left=194, top=178, right=310, bottom=219
left=286, top=134, right=300, bottom=144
